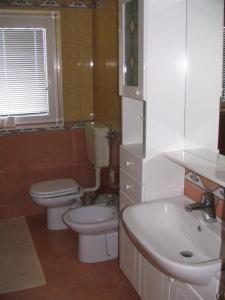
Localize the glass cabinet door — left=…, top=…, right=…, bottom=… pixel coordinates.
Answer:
left=124, top=0, right=138, bottom=87
left=119, top=0, right=145, bottom=100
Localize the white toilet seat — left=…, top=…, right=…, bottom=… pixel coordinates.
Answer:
left=30, top=190, right=83, bottom=208
left=29, top=178, right=83, bottom=230
left=63, top=206, right=118, bottom=235
left=30, top=178, right=80, bottom=197
left=29, top=178, right=83, bottom=208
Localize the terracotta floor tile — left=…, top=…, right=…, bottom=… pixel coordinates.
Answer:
left=0, top=214, right=140, bottom=300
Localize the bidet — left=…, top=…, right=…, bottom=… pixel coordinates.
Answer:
left=63, top=205, right=118, bottom=263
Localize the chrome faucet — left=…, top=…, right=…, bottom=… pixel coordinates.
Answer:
left=185, top=191, right=216, bottom=223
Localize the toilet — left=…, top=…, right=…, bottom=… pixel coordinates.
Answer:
left=29, top=122, right=109, bottom=232
left=29, top=122, right=118, bottom=261
left=30, top=178, right=83, bottom=230
left=63, top=205, right=118, bottom=263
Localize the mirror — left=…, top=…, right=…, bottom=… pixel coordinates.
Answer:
left=184, top=0, right=224, bottom=162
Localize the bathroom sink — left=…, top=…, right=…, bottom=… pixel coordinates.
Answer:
left=122, top=195, right=225, bottom=285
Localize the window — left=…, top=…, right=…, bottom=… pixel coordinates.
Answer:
left=0, top=11, right=63, bottom=128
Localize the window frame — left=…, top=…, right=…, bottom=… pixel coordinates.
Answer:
left=0, top=9, right=63, bottom=128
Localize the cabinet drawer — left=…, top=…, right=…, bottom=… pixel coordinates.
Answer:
left=120, top=147, right=143, bottom=182
left=120, top=169, right=143, bottom=202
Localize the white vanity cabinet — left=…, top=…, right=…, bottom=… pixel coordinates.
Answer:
left=140, top=256, right=170, bottom=300
left=140, top=259, right=219, bottom=300
left=169, top=282, right=203, bottom=300
left=169, top=278, right=222, bottom=300
left=119, top=192, right=141, bottom=294
left=119, top=144, right=144, bottom=294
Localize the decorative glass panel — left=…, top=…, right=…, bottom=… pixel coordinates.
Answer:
left=124, top=0, right=138, bottom=86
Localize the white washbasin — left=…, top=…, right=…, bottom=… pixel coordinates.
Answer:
left=122, top=195, right=225, bottom=285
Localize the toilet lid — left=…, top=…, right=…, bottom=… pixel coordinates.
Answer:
left=30, top=178, right=80, bottom=197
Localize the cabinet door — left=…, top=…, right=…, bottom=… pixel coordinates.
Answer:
left=170, top=281, right=203, bottom=300
left=140, top=256, right=168, bottom=300
left=119, top=0, right=145, bottom=100
left=119, top=192, right=141, bottom=294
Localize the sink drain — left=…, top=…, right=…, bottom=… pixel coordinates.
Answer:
left=179, top=250, right=193, bottom=258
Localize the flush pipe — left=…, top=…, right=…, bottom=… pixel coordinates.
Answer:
left=83, top=167, right=102, bottom=193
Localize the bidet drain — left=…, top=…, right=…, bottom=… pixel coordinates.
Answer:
left=179, top=250, right=193, bottom=258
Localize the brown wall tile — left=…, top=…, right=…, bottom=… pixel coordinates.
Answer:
left=92, top=0, right=121, bottom=130
left=184, top=170, right=225, bottom=221
left=215, top=198, right=225, bottom=220
left=184, top=179, right=195, bottom=199
left=61, top=8, right=94, bottom=122
left=0, top=129, right=94, bottom=218
left=200, top=175, right=219, bottom=192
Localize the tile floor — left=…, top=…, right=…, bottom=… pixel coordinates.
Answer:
left=1, top=214, right=140, bottom=300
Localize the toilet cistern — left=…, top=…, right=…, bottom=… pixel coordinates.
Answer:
left=185, top=191, right=216, bottom=223
left=83, top=122, right=109, bottom=193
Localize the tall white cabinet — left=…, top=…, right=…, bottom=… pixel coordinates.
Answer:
left=119, top=0, right=186, bottom=202
left=119, top=1, right=187, bottom=298
left=119, top=0, right=224, bottom=299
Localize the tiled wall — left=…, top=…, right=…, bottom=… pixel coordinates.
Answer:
left=92, top=0, right=121, bottom=130
left=184, top=170, right=225, bottom=220
left=0, top=128, right=94, bottom=218
left=61, top=8, right=94, bottom=122
left=4, top=7, right=94, bottom=123
left=3, top=6, right=121, bottom=126
left=0, top=6, right=121, bottom=219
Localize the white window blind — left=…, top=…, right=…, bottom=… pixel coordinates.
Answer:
left=0, top=12, right=63, bottom=128
left=0, top=28, right=49, bottom=117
